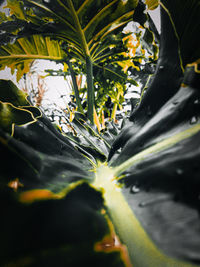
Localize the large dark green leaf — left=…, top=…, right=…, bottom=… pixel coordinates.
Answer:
left=160, top=0, right=200, bottom=66
left=0, top=79, right=41, bottom=134
left=95, top=68, right=200, bottom=266
left=3, top=0, right=138, bottom=60
left=0, top=79, right=128, bottom=266
left=0, top=80, right=94, bottom=193
left=0, top=183, right=127, bottom=267
left=109, top=0, right=200, bottom=158
left=104, top=0, right=200, bottom=265
left=0, top=0, right=142, bottom=87
left=106, top=45, right=200, bottom=267
left=1, top=1, right=200, bottom=266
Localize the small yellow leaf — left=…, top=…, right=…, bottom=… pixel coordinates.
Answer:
left=63, top=62, right=68, bottom=72
left=19, top=189, right=60, bottom=203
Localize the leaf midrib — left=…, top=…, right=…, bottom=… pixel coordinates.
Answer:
left=67, top=0, right=90, bottom=57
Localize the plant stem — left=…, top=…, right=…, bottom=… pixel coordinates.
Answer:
left=86, top=55, right=94, bottom=124
left=111, top=90, right=121, bottom=121
left=67, top=60, right=83, bottom=113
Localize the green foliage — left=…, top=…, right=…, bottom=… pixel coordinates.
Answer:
left=1, top=0, right=200, bottom=266
left=0, top=35, right=66, bottom=81
left=0, top=0, right=157, bottom=124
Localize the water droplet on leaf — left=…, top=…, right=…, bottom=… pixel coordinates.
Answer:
left=176, top=168, right=183, bottom=175
left=131, top=185, right=140, bottom=194
left=190, top=116, right=198, bottom=125
left=173, top=100, right=179, bottom=105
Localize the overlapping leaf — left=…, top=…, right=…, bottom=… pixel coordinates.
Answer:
left=0, top=79, right=128, bottom=266
left=104, top=0, right=200, bottom=264
left=0, top=35, right=66, bottom=81
left=2, top=0, right=138, bottom=59
left=0, top=0, right=141, bottom=80
left=97, top=65, right=200, bottom=266
left=1, top=1, right=200, bottom=266
left=109, top=0, right=200, bottom=157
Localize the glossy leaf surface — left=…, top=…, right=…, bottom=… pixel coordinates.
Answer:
left=0, top=79, right=127, bottom=266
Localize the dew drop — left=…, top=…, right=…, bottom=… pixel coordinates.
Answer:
left=131, top=185, right=140, bottom=194
left=172, top=100, right=179, bottom=105
left=194, top=99, right=199, bottom=105
left=190, top=116, right=198, bottom=125
left=176, top=168, right=183, bottom=175
left=159, top=65, right=164, bottom=70
left=43, top=0, right=50, bottom=3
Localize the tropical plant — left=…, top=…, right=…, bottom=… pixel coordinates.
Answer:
left=1, top=0, right=200, bottom=267
left=0, top=0, right=142, bottom=123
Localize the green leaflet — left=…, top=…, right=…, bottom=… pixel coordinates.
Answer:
left=0, top=35, right=65, bottom=81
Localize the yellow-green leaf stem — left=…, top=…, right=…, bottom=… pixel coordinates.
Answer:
left=145, top=0, right=159, bottom=10
left=93, top=165, right=198, bottom=267
left=77, top=0, right=92, bottom=15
